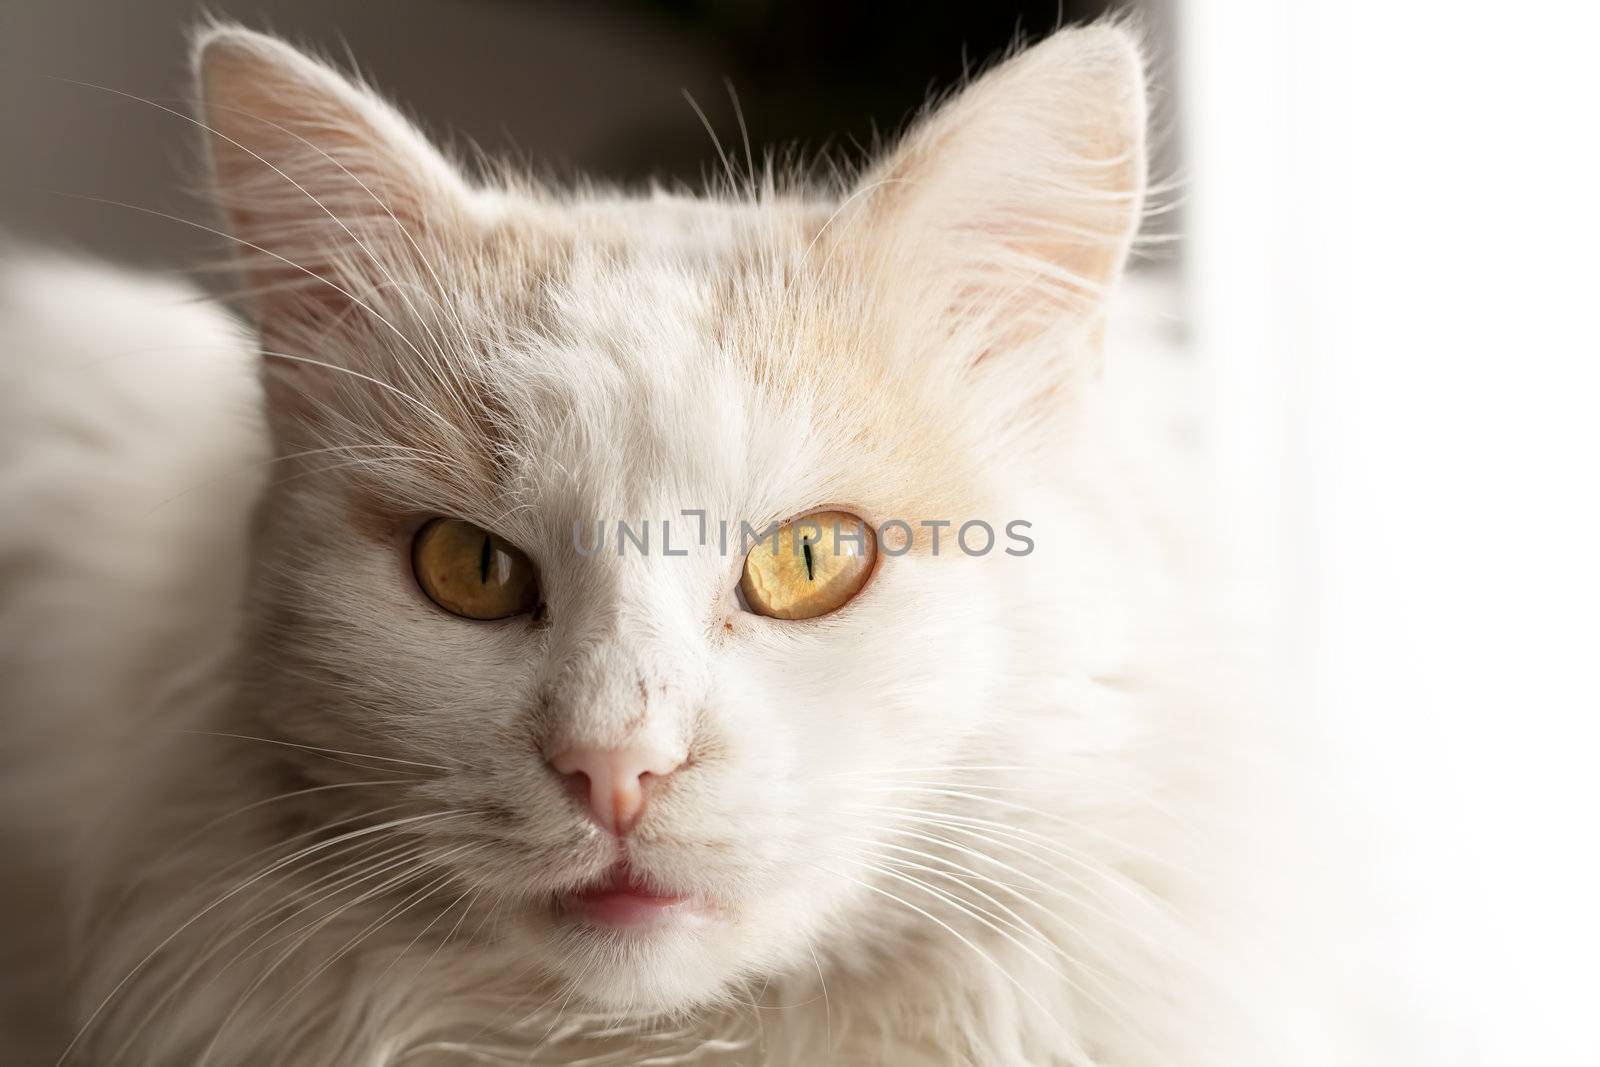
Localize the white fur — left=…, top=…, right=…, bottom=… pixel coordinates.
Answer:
left=0, top=24, right=1352, bottom=1067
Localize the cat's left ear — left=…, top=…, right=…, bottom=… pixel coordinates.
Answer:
left=847, top=24, right=1146, bottom=361
left=191, top=24, right=473, bottom=332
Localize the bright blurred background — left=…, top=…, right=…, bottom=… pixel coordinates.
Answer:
left=1186, top=4, right=1600, bottom=1063
left=3, top=2, right=1597, bottom=1062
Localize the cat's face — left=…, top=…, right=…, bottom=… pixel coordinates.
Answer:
left=199, top=26, right=1145, bottom=1011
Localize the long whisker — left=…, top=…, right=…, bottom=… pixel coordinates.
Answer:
left=803, top=934, right=832, bottom=1050
left=863, top=819, right=1181, bottom=954
left=843, top=837, right=1068, bottom=937
left=862, top=856, right=1176, bottom=1066
left=109, top=836, right=436, bottom=1063
left=199, top=845, right=481, bottom=1065
left=838, top=834, right=1204, bottom=993
left=40, top=77, right=466, bottom=393
left=144, top=802, right=423, bottom=925
left=142, top=439, right=453, bottom=515
left=195, top=100, right=468, bottom=389
left=265, top=848, right=477, bottom=1005
left=853, top=786, right=1199, bottom=875
left=188, top=851, right=440, bottom=1067
left=844, top=802, right=1178, bottom=921
left=257, top=349, right=458, bottom=435
left=94, top=779, right=416, bottom=943
left=171, top=730, right=454, bottom=772
left=194, top=89, right=481, bottom=378
left=57, top=808, right=469, bottom=1066
left=805, top=862, right=1092, bottom=1064
left=213, top=840, right=442, bottom=971
left=848, top=772, right=1203, bottom=833
left=44, top=191, right=451, bottom=398
left=367, top=880, right=477, bottom=996
left=840, top=846, right=1068, bottom=964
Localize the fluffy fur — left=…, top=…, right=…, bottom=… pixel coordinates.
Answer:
left=1, top=23, right=1331, bottom=1066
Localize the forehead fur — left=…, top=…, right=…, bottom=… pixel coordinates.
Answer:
left=323, top=186, right=998, bottom=554
left=198, top=23, right=1139, bottom=564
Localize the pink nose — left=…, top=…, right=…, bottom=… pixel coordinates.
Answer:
left=548, top=744, right=684, bottom=835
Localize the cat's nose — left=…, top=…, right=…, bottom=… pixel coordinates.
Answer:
left=547, top=743, right=684, bottom=835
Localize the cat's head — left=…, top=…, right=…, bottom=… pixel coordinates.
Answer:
left=195, top=23, right=1146, bottom=1012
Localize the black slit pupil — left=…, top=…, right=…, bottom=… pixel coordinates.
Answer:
left=479, top=534, right=493, bottom=583
left=802, top=539, right=815, bottom=581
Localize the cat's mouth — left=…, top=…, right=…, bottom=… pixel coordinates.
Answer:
left=557, top=862, right=697, bottom=930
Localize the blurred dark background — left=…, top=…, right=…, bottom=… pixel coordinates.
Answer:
left=1, top=0, right=1177, bottom=268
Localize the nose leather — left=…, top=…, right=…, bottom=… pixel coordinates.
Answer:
left=548, top=743, right=684, bottom=835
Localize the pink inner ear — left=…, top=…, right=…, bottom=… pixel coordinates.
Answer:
left=196, top=30, right=465, bottom=330
left=204, top=118, right=422, bottom=329
left=225, top=203, right=355, bottom=328
left=842, top=27, right=1147, bottom=349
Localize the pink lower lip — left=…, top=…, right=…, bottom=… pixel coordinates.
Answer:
left=561, top=866, right=689, bottom=928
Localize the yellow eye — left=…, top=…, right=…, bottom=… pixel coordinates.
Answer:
left=740, top=511, right=876, bottom=620
left=412, top=518, right=540, bottom=621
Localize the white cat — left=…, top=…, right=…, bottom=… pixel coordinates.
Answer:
left=0, top=21, right=1340, bottom=1066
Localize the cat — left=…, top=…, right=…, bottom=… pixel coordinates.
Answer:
left=0, top=19, right=1336, bottom=1067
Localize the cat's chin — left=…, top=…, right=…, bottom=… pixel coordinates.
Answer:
left=538, top=908, right=746, bottom=1012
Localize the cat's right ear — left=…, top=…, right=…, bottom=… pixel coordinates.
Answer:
left=191, top=24, right=473, bottom=334
left=842, top=25, right=1147, bottom=367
